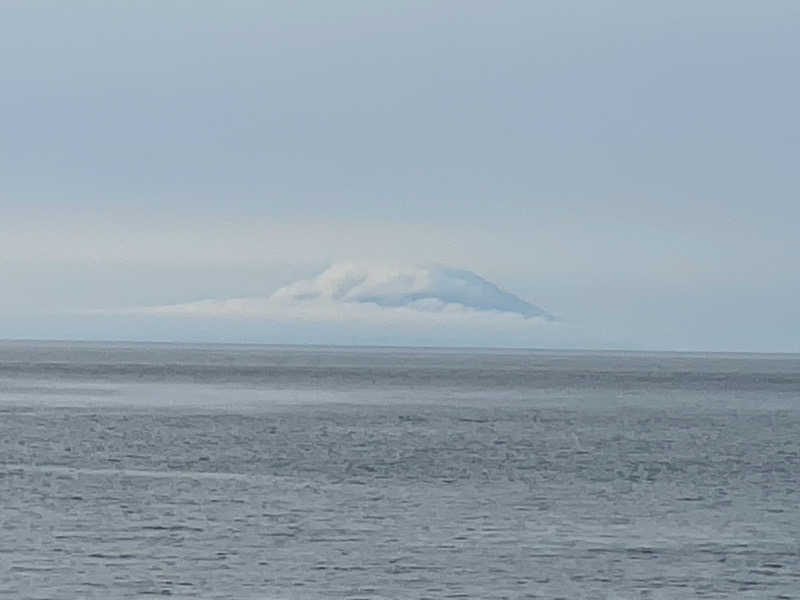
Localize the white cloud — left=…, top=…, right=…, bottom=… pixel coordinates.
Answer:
left=272, top=263, right=549, bottom=317
left=112, top=262, right=554, bottom=328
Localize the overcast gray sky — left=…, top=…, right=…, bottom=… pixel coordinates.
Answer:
left=2, top=1, right=798, bottom=351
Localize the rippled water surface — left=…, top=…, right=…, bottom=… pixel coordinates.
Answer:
left=1, top=342, right=799, bottom=599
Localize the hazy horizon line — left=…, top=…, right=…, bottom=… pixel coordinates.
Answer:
left=3, top=337, right=798, bottom=357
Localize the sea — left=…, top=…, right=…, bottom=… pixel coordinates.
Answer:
left=1, top=341, right=798, bottom=599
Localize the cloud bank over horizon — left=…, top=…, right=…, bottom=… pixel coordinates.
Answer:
left=110, top=263, right=553, bottom=329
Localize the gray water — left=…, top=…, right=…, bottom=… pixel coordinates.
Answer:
left=1, top=342, right=799, bottom=599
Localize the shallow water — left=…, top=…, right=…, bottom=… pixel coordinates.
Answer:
left=1, top=342, right=799, bottom=598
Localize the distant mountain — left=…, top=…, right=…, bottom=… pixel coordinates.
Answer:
left=273, top=262, right=551, bottom=319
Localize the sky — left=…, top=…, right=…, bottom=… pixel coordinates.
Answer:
left=2, top=1, right=799, bottom=351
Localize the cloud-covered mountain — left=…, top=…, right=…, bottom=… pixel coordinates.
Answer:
left=90, top=262, right=561, bottom=345
left=116, top=262, right=553, bottom=329
left=271, top=263, right=550, bottom=319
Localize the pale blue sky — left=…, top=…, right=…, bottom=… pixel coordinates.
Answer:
left=2, top=1, right=798, bottom=350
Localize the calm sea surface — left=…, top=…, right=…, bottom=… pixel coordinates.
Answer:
left=1, top=341, right=799, bottom=599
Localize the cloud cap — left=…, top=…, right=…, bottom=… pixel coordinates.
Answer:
left=273, top=262, right=551, bottom=319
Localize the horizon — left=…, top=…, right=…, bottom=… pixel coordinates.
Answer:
left=3, top=337, right=800, bottom=358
